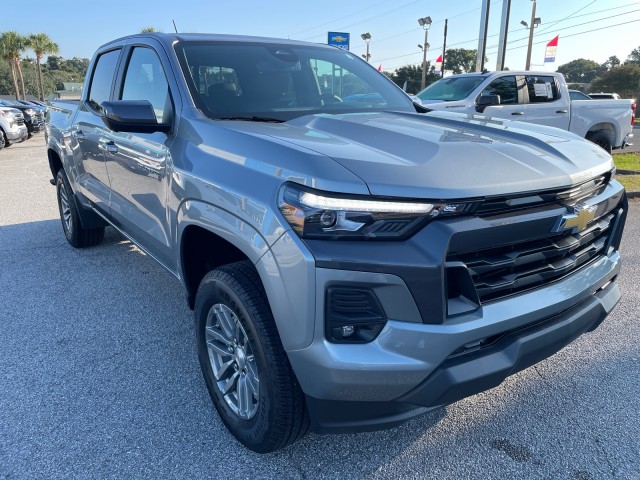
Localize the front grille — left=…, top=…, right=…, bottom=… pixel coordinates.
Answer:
left=16, top=118, right=24, bottom=126
left=447, top=212, right=615, bottom=304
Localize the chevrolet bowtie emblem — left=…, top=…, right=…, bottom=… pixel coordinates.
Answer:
left=553, top=204, right=598, bottom=233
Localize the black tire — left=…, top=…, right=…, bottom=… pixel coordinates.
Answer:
left=55, top=169, right=105, bottom=248
left=587, top=131, right=613, bottom=154
left=0, top=129, right=9, bottom=148
left=0, top=131, right=4, bottom=149
left=195, top=261, right=309, bottom=453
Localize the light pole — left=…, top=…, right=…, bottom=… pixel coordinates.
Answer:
left=522, top=0, right=541, bottom=70
left=361, top=33, right=371, bottom=62
left=418, top=16, right=432, bottom=90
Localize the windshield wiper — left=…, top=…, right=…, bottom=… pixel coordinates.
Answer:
left=217, top=116, right=285, bottom=123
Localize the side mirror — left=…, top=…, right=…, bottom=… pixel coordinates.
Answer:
left=475, top=94, right=501, bottom=113
left=98, top=100, right=171, bottom=134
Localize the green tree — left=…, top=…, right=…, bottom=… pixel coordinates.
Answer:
left=626, top=46, right=640, bottom=65
left=590, top=64, right=640, bottom=98
left=601, top=55, right=620, bottom=71
left=444, top=48, right=478, bottom=75
left=384, top=64, right=439, bottom=94
left=140, top=27, right=158, bottom=33
left=27, top=33, right=59, bottom=100
left=0, top=31, right=28, bottom=99
left=556, top=58, right=601, bottom=83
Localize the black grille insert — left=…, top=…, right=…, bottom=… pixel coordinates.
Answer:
left=447, top=212, right=615, bottom=304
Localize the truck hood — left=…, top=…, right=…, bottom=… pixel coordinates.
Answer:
left=227, top=110, right=614, bottom=199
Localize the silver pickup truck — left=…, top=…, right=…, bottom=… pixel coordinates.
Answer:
left=45, top=33, right=627, bottom=453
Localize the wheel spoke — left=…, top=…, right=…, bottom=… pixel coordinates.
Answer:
left=215, top=305, right=236, bottom=340
left=212, top=358, right=235, bottom=381
left=237, top=375, right=252, bottom=418
left=221, top=370, right=239, bottom=395
left=206, top=326, right=233, bottom=348
left=207, top=338, right=232, bottom=357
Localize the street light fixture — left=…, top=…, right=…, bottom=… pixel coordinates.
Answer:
left=418, top=16, right=432, bottom=90
left=361, top=32, right=371, bottom=63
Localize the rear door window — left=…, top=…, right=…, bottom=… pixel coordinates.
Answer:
left=526, top=75, right=560, bottom=103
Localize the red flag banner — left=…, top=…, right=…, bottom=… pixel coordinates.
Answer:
left=377, top=65, right=382, bottom=71
left=435, top=54, right=443, bottom=74
left=544, top=35, right=559, bottom=63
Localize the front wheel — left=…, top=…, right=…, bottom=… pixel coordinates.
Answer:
left=56, top=169, right=105, bottom=248
left=195, top=261, right=309, bottom=453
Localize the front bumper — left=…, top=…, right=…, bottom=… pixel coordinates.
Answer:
left=6, top=125, right=28, bottom=142
left=274, top=180, right=627, bottom=433
left=294, top=252, right=620, bottom=433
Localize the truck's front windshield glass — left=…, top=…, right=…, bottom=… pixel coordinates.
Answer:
left=417, top=76, right=486, bottom=102
left=175, top=41, right=414, bottom=121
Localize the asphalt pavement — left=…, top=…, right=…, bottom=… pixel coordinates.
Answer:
left=1, top=137, right=639, bottom=479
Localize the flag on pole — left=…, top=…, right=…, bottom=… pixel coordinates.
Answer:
left=544, top=35, right=559, bottom=63
left=434, top=54, right=443, bottom=74
left=377, top=65, right=382, bottom=72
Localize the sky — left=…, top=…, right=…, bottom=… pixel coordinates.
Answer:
left=2, top=0, right=639, bottom=73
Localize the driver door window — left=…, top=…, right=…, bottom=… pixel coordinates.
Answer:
left=120, top=47, right=172, bottom=123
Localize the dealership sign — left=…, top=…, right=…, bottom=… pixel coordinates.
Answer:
left=328, top=32, right=350, bottom=50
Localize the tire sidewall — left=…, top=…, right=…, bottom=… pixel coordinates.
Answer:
left=56, top=170, right=76, bottom=243
left=195, top=274, right=274, bottom=448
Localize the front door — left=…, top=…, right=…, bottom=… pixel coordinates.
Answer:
left=102, top=45, right=175, bottom=268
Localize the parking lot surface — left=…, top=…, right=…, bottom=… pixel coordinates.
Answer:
left=1, top=137, right=639, bottom=479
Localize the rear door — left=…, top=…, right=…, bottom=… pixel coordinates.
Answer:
left=72, top=48, right=122, bottom=212
left=523, top=74, right=570, bottom=130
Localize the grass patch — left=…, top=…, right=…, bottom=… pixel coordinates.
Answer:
left=617, top=174, right=640, bottom=192
left=613, top=152, right=640, bottom=171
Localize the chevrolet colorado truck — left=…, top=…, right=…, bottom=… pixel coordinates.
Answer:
left=415, top=71, right=635, bottom=153
left=45, top=33, right=627, bottom=453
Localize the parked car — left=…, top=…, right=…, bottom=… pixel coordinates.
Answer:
left=568, top=89, right=592, bottom=101
left=589, top=92, right=621, bottom=100
left=0, top=106, right=28, bottom=148
left=46, top=33, right=627, bottom=453
left=0, top=99, right=44, bottom=137
left=415, top=72, right=635, bottom=153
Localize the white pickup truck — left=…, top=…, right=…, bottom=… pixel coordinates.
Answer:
left=415, top=71, right=635, bottom=153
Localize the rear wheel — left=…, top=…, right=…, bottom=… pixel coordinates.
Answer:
left=587, top=131, right=613, bottom=154
left=195, top=261, right=309, bottom=453
left=56, top=169, right=105, bottom=248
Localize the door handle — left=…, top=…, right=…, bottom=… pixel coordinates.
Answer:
left=511, top=112, right=524, bottom=116
left=556, top=109, right=568, bottom=114
left=99, top=140, right=118, bottom=154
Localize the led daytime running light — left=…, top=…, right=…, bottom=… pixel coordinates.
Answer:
left=300, top=192, right=434, bottom=214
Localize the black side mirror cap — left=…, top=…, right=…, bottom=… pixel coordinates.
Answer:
left=475, top=94, right=501, bottom=113
left=99, top=100, right=171, bottom=134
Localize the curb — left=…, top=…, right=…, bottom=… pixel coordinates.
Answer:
left=617, top=169, right=639, bottom=175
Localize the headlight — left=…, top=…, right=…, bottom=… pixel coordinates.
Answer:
left=278, top=183, right=474, bottom=240
left=25, top=108, right=35, bottom=115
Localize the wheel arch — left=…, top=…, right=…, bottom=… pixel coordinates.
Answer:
left=177, top=200, right=271, bottom=310
left=586, top=122, right=616, bottom=143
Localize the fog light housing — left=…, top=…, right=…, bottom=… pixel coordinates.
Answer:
left=325, top=287, right=387, bottom=343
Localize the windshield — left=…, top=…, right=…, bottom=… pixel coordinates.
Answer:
left=417, top=76, right=486, bottom=102
left=175, top=41, right=414, bottom=121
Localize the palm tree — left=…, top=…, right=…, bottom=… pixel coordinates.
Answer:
left=140, top=27, right=157, bottom=33
left=27, top=33, right=59, bottom=100
left=0, top=31, right=25, bottom=99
